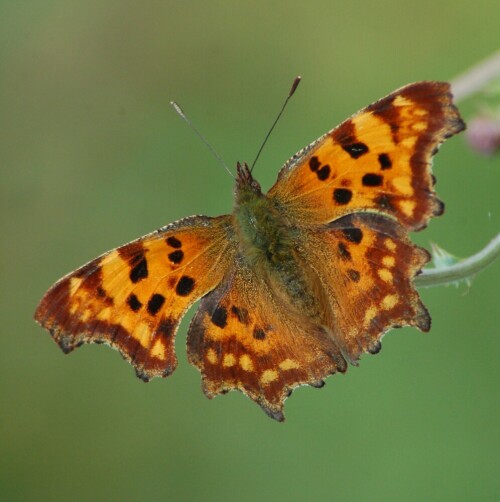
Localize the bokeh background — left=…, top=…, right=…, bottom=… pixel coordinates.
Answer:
left=1, top=1, right=499, bottom=501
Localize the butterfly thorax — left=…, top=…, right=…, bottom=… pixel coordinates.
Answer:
left=233, top=162, right=322, bottom=319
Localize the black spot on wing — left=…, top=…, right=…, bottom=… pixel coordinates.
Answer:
left=176, top=276, right=195, bottom=296
left=342, top=228, right=363, bottom=244
left=119, top=243, right=149, bottom=284
left=147, top=293, right=166, bottom=316
left=362, top=173, right=383, bottom=187
left=211, top=306, right=228, bottom=328
left=331, top=120, right=368, bottom=158
left=342, top=142, right=369, bottom=159
left=130, top=256, right=148, bottom=283
left=333, top=188, right=352, bottom=205
left=166, top=236, right=182, bottom=248
left=316, top=164, right=331, bottom=181
left=168, top=250, right=184, bottom=264
left=253, top=328, right=266, bottom=340
left=127, top=294, right=142, bottom=312
left=378, top=153, right=392, bottom=169
left=309, top=156, right=321, bottom=172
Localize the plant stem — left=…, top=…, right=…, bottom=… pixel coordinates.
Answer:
left=416, top=234, right=500, bottom=288
left=415, top=54, right=500, bottom=288
left=452, top=50, right=500, bottom=102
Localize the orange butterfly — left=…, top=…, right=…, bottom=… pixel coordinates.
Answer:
left=35, top=81, right=464, bottom=421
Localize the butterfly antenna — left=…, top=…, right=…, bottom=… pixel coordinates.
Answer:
left=250, top=76, right=301, bottom=173
left=170, top=101, right=235, bottom=179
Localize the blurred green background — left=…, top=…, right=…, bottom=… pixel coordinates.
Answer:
left=1, top=1, right=499, bottom=501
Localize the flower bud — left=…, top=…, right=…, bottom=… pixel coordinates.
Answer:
left=465, top=116, right=500, bottom=155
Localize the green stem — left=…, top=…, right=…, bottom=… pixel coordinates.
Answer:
left=414, top=55, right=500, bottom=288
left=415, top=234, right=500, bottom=288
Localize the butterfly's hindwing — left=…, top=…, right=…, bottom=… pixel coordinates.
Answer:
left=187, top=263, right=347, bottom=421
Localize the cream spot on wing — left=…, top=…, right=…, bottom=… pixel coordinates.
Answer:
left=260, top=369, right=278, bottom=385
left=223, top=353, right=236, bottom=368
left=385, top=239, right=396, bottom=252
left=364, top=306, right=377, bottom=325
left=414, top=108, right=428, bottom=117
left=401, top=136, right=417, bottom=149
left=400, top=200, right=416, bottom=217
left=382, top=294, right=398, bottom=310
left=279, top=359, right=300, bottom=371
left=411, top=122, right=427, bottom=132
left=97, top=307, right=111, bottom=321
left=378, top=268, right=393, bottom=283
left=121, top=313, right=137, bottom=335
left=206, top=348, right=217, bottom=364
left=80, top=308, right=92, bottom=321
left=135, top=322, right=151, bottom=348
left=239, top=354, right=254, bottom=371
left=392, top=176, right=414, bottom=196
left=151, top=338, right=166, bottom=360
left=382, top=255, right=396, bottom=268
left=394, top=95, right=413, bottom=107
left=69, top=277, right=83, bottom=295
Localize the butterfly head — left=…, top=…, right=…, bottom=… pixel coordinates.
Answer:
left=235, top=161, right=262, bottom=198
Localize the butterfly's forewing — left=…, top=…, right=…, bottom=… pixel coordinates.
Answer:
left=35, top=215, right=234, bottom=381
left=269, top=82, right=465, bottom=230
left=187, top=263, right=348, bottom=421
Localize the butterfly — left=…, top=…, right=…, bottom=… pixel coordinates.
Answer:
left=35, top=81, right=465, bottom=421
